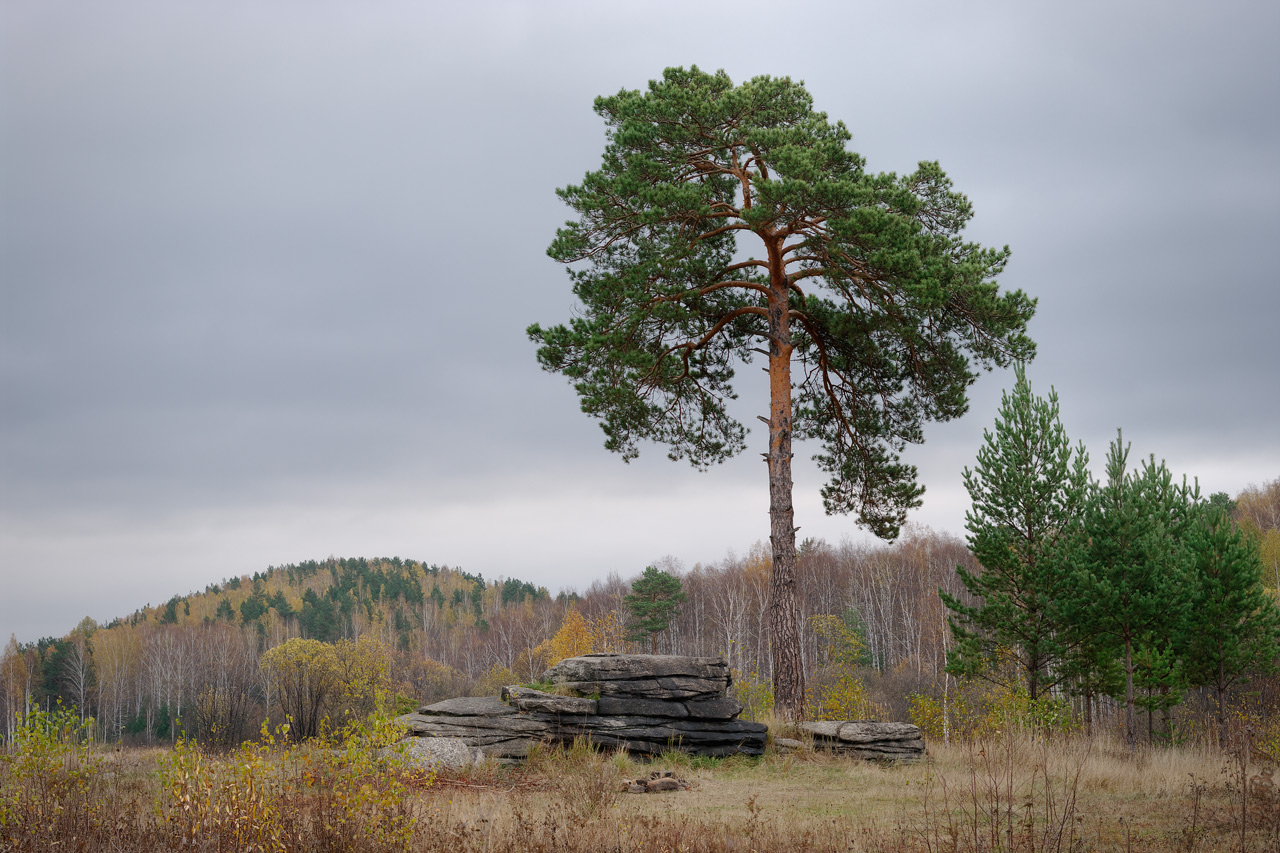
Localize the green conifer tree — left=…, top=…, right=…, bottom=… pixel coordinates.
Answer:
left=941, top=365, right=1089, bottom=701
left=1071, top=432, right=1197, bottom=749
left=625, top=566, right=687, bottom=654
left=529, top=67, right=1036, bottom=718
left=1184, top=501, right=1280, bottom=742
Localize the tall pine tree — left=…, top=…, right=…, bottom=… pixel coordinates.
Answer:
left=529, top=67, right=1036, bottom=718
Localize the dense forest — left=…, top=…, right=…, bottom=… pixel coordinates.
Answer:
left=2, top=477, right=1277, bottom=748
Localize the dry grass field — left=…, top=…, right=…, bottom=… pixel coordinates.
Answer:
left=422, top=732, right=1278, bottom=852
left=4, top=709, right=1280, bottom=852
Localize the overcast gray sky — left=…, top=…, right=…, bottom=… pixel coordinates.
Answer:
left=3, top=0, right=1277, bottom=644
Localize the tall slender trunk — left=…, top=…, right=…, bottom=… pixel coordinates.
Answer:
left=765, top=237, right=804, bottom=721
left=1160, top=693, right=1172, bottom=744
left=1217, top=661, right=1228, bottom=749
left=1124, top=635, right=1136, bottom=750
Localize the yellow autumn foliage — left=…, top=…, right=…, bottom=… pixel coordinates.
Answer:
left=547, top=607, right=594, bottom=665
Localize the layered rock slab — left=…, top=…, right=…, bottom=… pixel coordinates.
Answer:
left=797, top=720, right=926, bottom=762
left=397, top=654, right=766, bottom=760
left=398, top=695, right=550, bottom=760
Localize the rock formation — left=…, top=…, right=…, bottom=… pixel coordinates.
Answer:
left=396, top=654, right=768, bottom=761
left=796, top=720, right=926, bottom=761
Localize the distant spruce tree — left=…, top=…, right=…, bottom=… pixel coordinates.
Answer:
left=941, top=365, right=1090, bottom=701
left=625, top=567, right=687, bottom=654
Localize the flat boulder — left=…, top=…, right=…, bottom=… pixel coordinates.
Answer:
left=552, top=677, right=725, bottom=701
left=544, top=654, right=729, bottom=684
left=418, top=696, right=517, bottom=717
left=797, top=720, right=925, bottom=762
left=398, top=712, right=549, bottom=736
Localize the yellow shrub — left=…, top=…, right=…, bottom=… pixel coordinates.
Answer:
left=807, top=672, right=884, bottom=721
left=730, top=667, right=774, bottom=722
left=909, top=681, right=1078, bottom=743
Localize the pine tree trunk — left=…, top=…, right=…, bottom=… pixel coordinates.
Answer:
left=1217, top=663, right=1227, bottom=749
left=766, top=239, right=805, bottom=722
left=1124, top=636, right=1136, bottom=750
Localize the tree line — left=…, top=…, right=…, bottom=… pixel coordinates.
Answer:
left=2, top=468, right=1276, bottom=746
left=943, top=368, right=1280, bottom=747
left=0, top=534, right=974, bottom=743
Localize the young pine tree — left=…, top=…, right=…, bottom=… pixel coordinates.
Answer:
left=941, top=365, right=1090, bottom=701
left=1069, top=432, right=1198, bottom=750
left=1184, top=501, right=1280, bottom=743
left=625, top=567, right=687, bottom=655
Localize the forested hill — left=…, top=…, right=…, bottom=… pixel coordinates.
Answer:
left=4, top=530, right=985, bottom=743
left=113, top=556, right=550, bottom=648
left=3, top=478, right=1276, bottom=747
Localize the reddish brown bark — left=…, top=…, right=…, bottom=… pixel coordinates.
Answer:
left=765, top=234, right=805, bottom=721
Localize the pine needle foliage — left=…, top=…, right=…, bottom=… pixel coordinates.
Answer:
left=530, top=66, right=1036, bottom=717
left=625, top=566, right=687, bottom=654
left=942, top=365, right=1090, bottom=701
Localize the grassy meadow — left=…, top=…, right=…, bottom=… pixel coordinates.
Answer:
left=4, top=704, right=1280, bottom=852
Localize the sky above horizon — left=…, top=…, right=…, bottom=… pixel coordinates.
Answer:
left=3, top=1, right=1278, bottom=644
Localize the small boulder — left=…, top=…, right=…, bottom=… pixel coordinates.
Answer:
left=396, top=737, right=483, bottom=772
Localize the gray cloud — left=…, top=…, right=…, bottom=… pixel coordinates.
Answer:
left=2, top=0, right=1277, bottom=642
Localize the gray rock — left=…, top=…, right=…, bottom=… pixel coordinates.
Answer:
left=559, top=717, right=768, bottom=756
left=397, top=712, right=550, bottom=735
left=683, top=697, right=743, bottom=720
left=544, top=654, right=729, bottom=684
left=395, top=737, right=483, bottom=772
left=552, top=678, right=725, bottom=701
left=418, top=696, right=517, bottom=717
left=596, top=696, right=689, bottom=718
left=797, top=720, right=926, bottom=762
left=798, top=720, right=922, bottom=743
left=399, top=655, right=768, bottom=760
left=502, top=686, right=598, bottom=715
left=476, top=738, right=542, bottom=761
left=798, top=721, right=846, bottom=740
